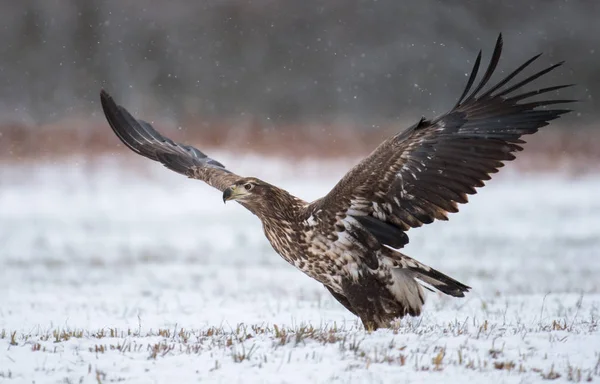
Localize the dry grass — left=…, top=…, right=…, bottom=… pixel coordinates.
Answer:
left=0, top=118, right=599, bottom=173
left=2, top=312, right=599, bottom=382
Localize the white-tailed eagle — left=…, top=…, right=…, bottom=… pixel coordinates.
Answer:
left=100, top=35, right=573, bottom=329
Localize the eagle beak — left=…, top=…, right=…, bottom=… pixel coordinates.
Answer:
left=223, top=184, right=252, bottom=203
left=223, top=186, right=234, bottom=203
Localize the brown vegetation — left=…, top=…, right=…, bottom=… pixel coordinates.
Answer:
left=0, top=118, right=598, bottom=173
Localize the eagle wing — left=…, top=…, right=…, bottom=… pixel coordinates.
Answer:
left=305, top=34, right=574, bottom=250
left=100, top=90, right=242, bottom=192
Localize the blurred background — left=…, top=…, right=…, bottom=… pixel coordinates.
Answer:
left=0, top=0, right=598, bottom=163
left=2, top=3, right=600, bottom=370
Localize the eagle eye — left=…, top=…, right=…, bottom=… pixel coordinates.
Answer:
left=244, top=183, right=253, bottom=191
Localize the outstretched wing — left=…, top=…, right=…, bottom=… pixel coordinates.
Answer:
left=100, top=90, right=242, bottom=192
left=305, top=34, right=574, bottom=250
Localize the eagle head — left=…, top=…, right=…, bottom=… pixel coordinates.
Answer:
left=222, top=178, right=265, bottom=203
left=222, top=177, right=299, bottom=221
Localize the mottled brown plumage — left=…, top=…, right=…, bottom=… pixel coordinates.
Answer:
left=100, top=34, right=573, bottom=329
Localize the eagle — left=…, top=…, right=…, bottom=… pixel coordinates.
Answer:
left=100, top=34, right=573, bottom=330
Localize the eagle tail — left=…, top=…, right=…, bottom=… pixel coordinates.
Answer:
left=339, top=251, right=470, bottom=330
left=408, top=263, right=471, bottom=298
left=384, top=249, right=471, bottom=298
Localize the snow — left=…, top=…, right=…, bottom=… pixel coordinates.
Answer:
left=1, top=154, right=599, bottom=383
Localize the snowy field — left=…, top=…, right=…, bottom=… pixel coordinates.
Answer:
left=1, top=154, right=600, bottom=383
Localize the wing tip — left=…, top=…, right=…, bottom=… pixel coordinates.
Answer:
left=98, top=88, right=230, bottom=176
left=99, top=88, right=117, bottom=117
left=495, top=33, right=503, bottom=51
left=99, top=88, right=111, bottom=103
left=461, top=33, right=505, bottom=104
left=454, top=49, right=483, bottom=108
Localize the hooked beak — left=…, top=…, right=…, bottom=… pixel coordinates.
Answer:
left=223, top=184, right=252, bottom=203
left=222, top=186, right=235, bottom=203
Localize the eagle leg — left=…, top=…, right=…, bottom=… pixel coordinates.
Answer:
left=324, top=285, right=358, bottom=316
left=340, top=275, right=400, bottom=331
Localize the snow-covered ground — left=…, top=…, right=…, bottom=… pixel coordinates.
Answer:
left=1, top=154, right=599, bottom=383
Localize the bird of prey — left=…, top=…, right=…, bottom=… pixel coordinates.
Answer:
left=100, top=34, right=573, bottom=330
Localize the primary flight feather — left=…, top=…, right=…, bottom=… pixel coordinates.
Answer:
left=100, top=34, right=573, bottom=329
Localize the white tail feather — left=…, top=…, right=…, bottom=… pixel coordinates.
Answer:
left=388, top=268, right=425, bottom=316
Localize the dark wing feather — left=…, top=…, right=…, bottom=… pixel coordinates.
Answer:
left=305, top=34, right=574, bottom=249
left=100, top=90, right=242, bottom=192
